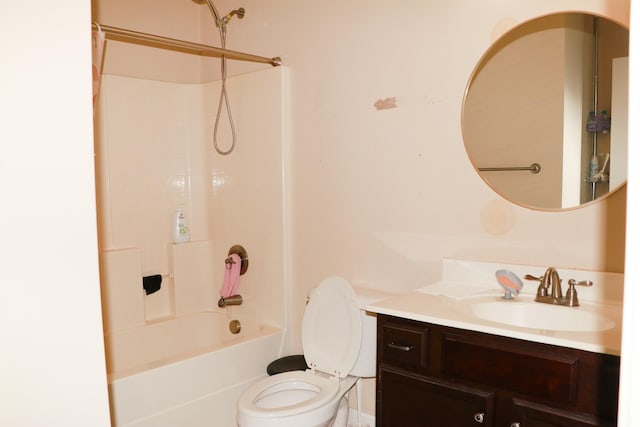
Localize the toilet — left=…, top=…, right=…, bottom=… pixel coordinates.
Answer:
left=237, top=277, right=383, bottom=427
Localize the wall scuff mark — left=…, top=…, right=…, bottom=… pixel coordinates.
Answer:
left=374, top=97, right=398, bottom=110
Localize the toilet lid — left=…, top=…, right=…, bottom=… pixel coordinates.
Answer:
left=302, top=277, right=361, bottom=378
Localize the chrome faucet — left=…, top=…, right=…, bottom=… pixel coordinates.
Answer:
left=525, top=267, right=593, bottom=307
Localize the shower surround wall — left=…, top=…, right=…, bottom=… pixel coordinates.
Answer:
left=95, top=67, right=289, bottom=424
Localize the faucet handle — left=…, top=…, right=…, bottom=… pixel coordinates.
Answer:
left=565, top=279, right=592, bottom=307
left=525, top=274, right=547, bottom=297
left=568, top=279, right=593, bottom=287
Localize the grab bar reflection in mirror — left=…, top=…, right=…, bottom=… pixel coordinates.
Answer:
left=478, top=163, right=541, bottom=174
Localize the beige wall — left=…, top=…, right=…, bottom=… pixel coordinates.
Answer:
left=619, top=0, right=640, bottom=420
left=93, top=0, right=205, bottom=82
left=94, top=0, right=629, bottom=419
left=2, top=1, right=111, bottom=425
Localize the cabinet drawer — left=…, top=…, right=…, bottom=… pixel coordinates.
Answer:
left=380, top=319, right=428, bottom=369
left=512, top=398, right=615, bottom=427
left=441, top=331, right=579, bottom=404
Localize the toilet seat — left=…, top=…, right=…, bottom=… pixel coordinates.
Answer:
left=237, top=371, right=340, bottom=419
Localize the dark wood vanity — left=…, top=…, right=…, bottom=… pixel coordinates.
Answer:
left=376, top=314, right=620, bottom=427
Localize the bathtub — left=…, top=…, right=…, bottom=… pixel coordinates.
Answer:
left=105, top=311, right=284, bottom=427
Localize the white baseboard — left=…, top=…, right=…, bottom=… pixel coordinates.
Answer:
left=347, top=408, right=375, bottom=427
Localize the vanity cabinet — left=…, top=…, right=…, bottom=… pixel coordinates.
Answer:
left=376, top=314, right=619, bottom=427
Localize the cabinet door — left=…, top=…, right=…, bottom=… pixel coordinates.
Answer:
left=511, top=398, right=616, bottom=427
left=378, top=366, right=494, bottom=427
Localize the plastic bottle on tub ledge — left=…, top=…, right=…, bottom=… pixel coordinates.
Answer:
left=172, top=204, right=190, bottom=244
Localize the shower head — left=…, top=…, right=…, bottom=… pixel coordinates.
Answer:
left=221, top=8, right=245, bottom=25
left=191, top=0, right=245, bottom=28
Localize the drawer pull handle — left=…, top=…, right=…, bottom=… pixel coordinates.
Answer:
left=474, top=412, right=485, bottom=423
left=510, top=423, right=521, bottom=427
left=388, top=342, right=414, bottom=352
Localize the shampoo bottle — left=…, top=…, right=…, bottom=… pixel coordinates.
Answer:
left=172, top=204, right=190, bottom=244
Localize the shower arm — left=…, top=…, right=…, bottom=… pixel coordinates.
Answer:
left=94, top=23, right=282, bottom=67
left=201, top=2, right=245, bottom=27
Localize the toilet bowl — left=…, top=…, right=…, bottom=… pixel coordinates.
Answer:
left=237, top=277, right=385, bottom=427
left=237, top=371, right=357, bottom=427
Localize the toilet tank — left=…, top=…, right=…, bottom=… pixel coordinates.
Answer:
left=350, top=287, right=392, bottom=378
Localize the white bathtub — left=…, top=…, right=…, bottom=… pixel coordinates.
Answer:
left=105, top=311, right=284, bottom=427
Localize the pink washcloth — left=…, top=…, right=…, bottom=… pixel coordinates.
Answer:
left=220, top=253, right=241, bottom=298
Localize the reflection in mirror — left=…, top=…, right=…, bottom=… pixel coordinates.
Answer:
left=462, top=13, right=628, bottom=210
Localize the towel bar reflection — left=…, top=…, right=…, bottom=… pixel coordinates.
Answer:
left=478, top=163, right=541, bottom=174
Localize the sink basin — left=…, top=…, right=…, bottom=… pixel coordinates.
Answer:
left=471, top=301, right=615, bottom=332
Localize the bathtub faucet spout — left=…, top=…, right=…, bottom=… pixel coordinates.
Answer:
left=218, top=295, right=243, bottom=307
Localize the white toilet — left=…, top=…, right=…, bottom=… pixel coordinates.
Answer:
left=237, top=277, right=383, bottom=427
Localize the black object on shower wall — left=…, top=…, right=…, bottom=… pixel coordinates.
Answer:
left=142, top=274, right=162, bottom=295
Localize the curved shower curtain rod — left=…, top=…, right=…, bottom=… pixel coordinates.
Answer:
left=92, top=23, right=281, bottom=67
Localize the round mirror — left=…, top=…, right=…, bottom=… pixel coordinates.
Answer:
left=462, top=13, right=628, bottom=210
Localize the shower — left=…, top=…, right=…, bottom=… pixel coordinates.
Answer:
left=192, top=0, right=245, bottom=155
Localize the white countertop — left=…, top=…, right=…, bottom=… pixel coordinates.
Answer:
left=367, top=290, right=622, bottom=356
